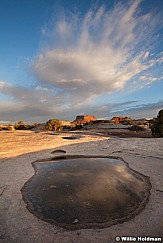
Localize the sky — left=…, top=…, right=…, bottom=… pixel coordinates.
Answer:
left=0, top=0, right=163, bottom=123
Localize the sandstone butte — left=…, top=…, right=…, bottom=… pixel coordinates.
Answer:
left=73, top=115, right=96, bottom=124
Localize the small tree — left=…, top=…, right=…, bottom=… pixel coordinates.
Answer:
left=151, top=109, right=163, bottom=137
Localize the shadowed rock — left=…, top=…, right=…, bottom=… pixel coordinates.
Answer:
left=51, top=150, right=66, bottom=154
left=62, top=136, right=81, bottom=140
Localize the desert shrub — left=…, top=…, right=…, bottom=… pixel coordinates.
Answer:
left=138, top=121, right=146, bottom=126
left=28, top=123, right=41, bottom=129
left=14, top=121, right=30, bottom=130
left=151, top=109, right=163, bottom=137
left=119, top=117, right=134, bottom=125
left=31, top=123, right=40, bottom=127
left=44, top=119, right=63, bottom=132
left=14, top=121, right=41, bottom=130
left=1, top=126, right=10, bottom=130
left=83, top=122, right=89, bottom=126
left=75, top=124, right=83, bottom=130
left=8, top=125, right=15, bottom=131
left=129, top=125, right=145, bottom=131
left=63, top=125, right=71, bottom=130
left=75, top=120, right=83, bottom=126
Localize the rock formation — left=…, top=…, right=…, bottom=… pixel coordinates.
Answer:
left=74, top=115, right=96, bottom=124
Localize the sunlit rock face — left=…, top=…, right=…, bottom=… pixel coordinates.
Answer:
left=21, top=156, right=151, bottom=230
left=74, top=115, right=96, bottom=124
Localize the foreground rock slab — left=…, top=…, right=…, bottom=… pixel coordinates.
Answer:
left=0, top=131, right=163, bottom=243
left=21, top=156, right=151, bottom=230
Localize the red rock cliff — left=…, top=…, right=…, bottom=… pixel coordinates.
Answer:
left=74, top=115, right=96, bottom=124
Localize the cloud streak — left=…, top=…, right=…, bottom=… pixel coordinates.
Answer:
left=32, top=0, right=162, bottom=106
left=0, top=81, right=66, bottom=122
left=0, top=1, right=162, bottom=122
left=1, top=79, right=162, bottom=121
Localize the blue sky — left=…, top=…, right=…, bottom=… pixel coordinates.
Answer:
left=0, top=0, right=163, bottom=123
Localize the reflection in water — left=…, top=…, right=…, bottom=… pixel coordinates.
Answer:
left=21, top=156, right=151, bottom=230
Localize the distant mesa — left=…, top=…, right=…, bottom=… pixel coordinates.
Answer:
left=73, top=115, right=96, bottom=124
left=111, top=116, right=133, bottom=124
left=41, top=115, right=97, bottom=132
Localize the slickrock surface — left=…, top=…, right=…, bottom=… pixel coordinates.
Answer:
left=0, top=130, right=163, bottom=243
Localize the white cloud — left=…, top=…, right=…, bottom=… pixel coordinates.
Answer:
left=143, top=51, right=150, bottom=60
left=0, top=80, right=66, bottom=122
left=85, top=100, right=163, bottom=119
left=0, top=79, right=162, bottom=121
left=0, top=1, right=162, bottom=122
left=32, top=0, right=162, bottom=107
left=109, top=100, right=163, bottom=119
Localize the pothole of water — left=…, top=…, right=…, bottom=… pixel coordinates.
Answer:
left=21, top=156, right=151, bottom=230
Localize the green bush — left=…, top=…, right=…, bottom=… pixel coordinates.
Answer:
left=14, top=121, right=40, bottom=130
left=14, top=121, right=30, bottom=130
left=151, top=109, right=163, bottom=137
left=44, top=119, right=63, bottom=132
left=120, top=118, right=134, bottom=125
